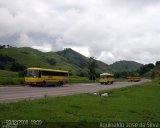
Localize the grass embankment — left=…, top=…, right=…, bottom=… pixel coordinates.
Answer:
left=0, top=79, right=160, bottom=127
left=0, top=70, right=24, bottom=85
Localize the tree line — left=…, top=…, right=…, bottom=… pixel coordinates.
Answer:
left=0, top=54, right=26, bottom=71
left=0, top=45, right=14, bottom=49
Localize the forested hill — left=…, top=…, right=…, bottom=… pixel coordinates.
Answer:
left=57, top=48, right=88, bottom=68
left=108, top=60, right=143, bottom=72
left=56, top=48, right=109, bottom=72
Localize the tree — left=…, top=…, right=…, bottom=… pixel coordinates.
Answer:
left=0, top=45, right=5, bottom=49
left=88, top=57, right=97, bottom=80
left=77, top=70, right=85, bottom=77
left=7, top=45, right=12, bottom=48
left=0, top=63, right=5, bottom=69
left=10, top=62, right=26, bottom=71
left=155, top=61, right=160, bottom=66
left=151, top=71, right=155, bottom=79
left=0, top=54, right=15, bottom=62
left=137, top=63, right=155, bottom=76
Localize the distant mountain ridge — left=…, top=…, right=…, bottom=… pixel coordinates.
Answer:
left=57, top=48, right=143, bottom=72
left=108, top=60, right=143, bottom=72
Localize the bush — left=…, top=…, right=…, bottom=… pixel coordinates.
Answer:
left=10, top=62, right=26, bottom=71
left=18, top=71, right=25, bottom=77
left=0, top=77, right=24, bottom=85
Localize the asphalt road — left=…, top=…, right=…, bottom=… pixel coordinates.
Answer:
left=0, top=79, right=150, bottom=103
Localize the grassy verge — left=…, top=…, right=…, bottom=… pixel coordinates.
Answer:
left=0, top=70, right=18, bottom=77
left=0, top=70, right=23, bottom=85
left=0, top=80, right=160, bottom=127
left=0, top=77, right=24, bottom=85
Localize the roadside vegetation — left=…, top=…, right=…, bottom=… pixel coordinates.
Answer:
left=0, top=79, right=159, bottom=127
left=0, top=70, right=24, bottom=85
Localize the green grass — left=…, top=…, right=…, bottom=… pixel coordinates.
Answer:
left=0, top=77, right=24, bottom=85
left=0, top=70, right=23, bottom=85
left=0, top=80, right=160, bottom=127
left=0, top=70, right=18, bottom=77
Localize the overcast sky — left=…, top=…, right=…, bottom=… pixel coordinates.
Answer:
left=0, top=0, right=160, bottom=64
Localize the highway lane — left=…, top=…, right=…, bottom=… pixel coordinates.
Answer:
left=0, top=79, right=150, bottom=103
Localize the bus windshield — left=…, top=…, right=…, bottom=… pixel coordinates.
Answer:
left=26, top=70, right=39, bottom=78
left=100, top=75, right=106, bottom=79
left=100, top=75, right=113, bottom=79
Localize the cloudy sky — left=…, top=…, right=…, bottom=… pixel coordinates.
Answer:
left=0, top=0, right=160, bottom=64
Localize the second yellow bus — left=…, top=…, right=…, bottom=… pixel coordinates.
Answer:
left=99, top=73, right=114, bottom=85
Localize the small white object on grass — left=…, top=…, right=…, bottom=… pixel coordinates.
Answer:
left=93, top=92, right=100, bottom=96
left=101, top=93, right=108, bottom=97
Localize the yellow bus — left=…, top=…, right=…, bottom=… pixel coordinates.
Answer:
left=99, top=73, right=114, bottom=85
left=127, top=77, right=141, bottom=82
left=25, top=68, right=69, bottom=86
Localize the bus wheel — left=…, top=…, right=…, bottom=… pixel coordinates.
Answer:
left=58, top=81, right=61, bottom=86
left=61, top=81, right=64, bottom=86
left=105, top=82, right=109, bottom=85
left=58, top=81, right=63, bottom=86
left=41, top=81, right=46, bottom=87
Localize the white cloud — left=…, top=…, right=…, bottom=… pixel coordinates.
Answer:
left=17, top=34, right=33, bottom=47
left=32, top=43, right=52, bottom=52
left=0, top=0, right=160, bottom=64
left=65, top=46, right=90, bottom=57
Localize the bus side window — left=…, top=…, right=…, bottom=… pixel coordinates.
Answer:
left=38, top=71, right=41, bottom=78
left=42, top=71, right=47, bottom=76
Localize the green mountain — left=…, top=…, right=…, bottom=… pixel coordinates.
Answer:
left=57, top=48, right=88, bottom=68
left=108, top=60, right=143, bottom=72
left=57, top=48, right=109, bottom=73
